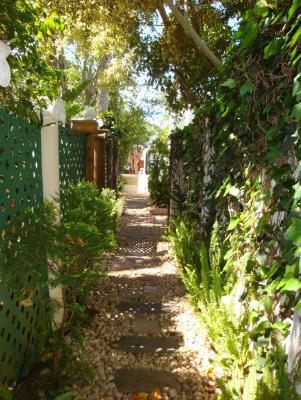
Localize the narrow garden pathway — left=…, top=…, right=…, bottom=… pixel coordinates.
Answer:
left=71, top=195, right=217, bottom=400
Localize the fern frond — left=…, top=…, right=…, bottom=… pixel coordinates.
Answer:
left=200, top=240, right=210, bottom=300
left=209, top=221, right=223, bottom=301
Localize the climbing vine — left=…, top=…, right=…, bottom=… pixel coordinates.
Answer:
left=169, top=0, right=301, bottom=397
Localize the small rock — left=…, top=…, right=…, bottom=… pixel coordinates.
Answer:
left=169, top=388, right=177, bottom=398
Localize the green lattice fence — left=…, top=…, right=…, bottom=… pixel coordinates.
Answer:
left=59, top=126, right=87, bottom=187
left=0, top=108, right=47, bottom=387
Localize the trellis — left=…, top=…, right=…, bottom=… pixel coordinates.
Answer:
left=0, top=115, right=88, bottom=387
left=70, top=120, right=119, bottom=192
left=0, top=108, right=47, bottom=387
left=59, top=126, right=87, bottom=187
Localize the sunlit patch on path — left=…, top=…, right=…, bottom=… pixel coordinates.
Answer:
left=67, top=195, right=217, bottom=399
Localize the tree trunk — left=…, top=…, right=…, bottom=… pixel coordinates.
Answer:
left=157, top=3, right=195, bottom=104
left=96, top=89, right=109, bottom=113
left=157, top=3, right=170, bottom=27
left=164, top=0, right=221, bottom=68
left=58, top=49, right=68, bottom=96
left=83, top=54, right=112, bottom=109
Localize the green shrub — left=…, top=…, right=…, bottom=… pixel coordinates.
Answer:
left=0, top=202, right=56, bottom=295
left=0, top=181, right=119, bottom=389
left=167, top=218, right=224, bottom=305
left=167, top=216, right=299, bottom=399
left=148, top=130, right=170, bottom=207
left=60, top=181, right=118, bottom=250
left=99, top=187, right=119, bottom=235
left=53, top=182, right=119, bottom=323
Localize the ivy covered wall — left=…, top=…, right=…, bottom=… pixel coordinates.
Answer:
left=169, top=1, right=301, bottom=397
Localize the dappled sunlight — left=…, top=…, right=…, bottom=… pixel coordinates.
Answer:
left=63, top=195, right=216, bottom=400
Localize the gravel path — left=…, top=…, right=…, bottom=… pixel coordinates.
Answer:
left=68, top=195, right=217, bottom=400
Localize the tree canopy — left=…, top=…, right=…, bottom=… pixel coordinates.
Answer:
left=0, top=1, right=63, bottom=121
left=45, top=0, right=255, bottom=111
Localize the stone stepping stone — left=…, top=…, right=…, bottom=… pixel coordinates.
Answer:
left=123, top=294, right=145, bottom=302
left=111, top=255, right=155, bottom=269
left=115, top=368, right=180, bottom=393
left=111, top=335, right=182, bottom=354
left=144, top=285, right=162, bottom=295
left=117, top=302, right=162, bottom=315
left=123, top=292, right=162, bottom=303
left=132, top=318, right=161, bottom=334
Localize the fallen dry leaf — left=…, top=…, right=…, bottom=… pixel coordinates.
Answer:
left=131, top=392, right=148, bottom=400
left=150, top=388, right=163, bottom=400
left=19, top=290, right=33, bottom=307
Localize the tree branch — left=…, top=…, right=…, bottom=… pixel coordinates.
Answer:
left=164, top=0, right=221, bottom=68
left=157, top=3, right=170, bottom=28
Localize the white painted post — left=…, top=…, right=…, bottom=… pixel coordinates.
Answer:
left=41, top=112, right=60, bottom=207
left=41, top=111, right=64, bottom=328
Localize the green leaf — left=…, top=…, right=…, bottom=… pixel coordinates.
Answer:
left=240, top=22, right=259, bottom=49
left=221, top=104, right=233, bottom=117
left=240, top=81, right=255, bottom=96
left=272, top=321, right=290, bottom=331
left=254, top=0, right=269, bottom=17
left=292, top=77, right=301, bottom=99
left=265, top=277, right=281, bottom=292
left=280, top=277, right=301, bottom=292
left=290, top=25, right=301, bottom=48
left=292, top=102, right=301, bottom=121
left=224, top=248, right=235, bottom=260
left=250, top=320, right=270, bottom=337
left=290, top=46, right=298, bottom=62
left=293, top=53, right=301, bottom=67
left=227, top=217, right=240, bottom=231
left=293, top=182, right=301, bottom=199
left=265, top=125, right=278, bottom=137
left=269, top=164, right=291, bottom=180
left=271, top=8, right=286, bottom=24
left=267, top=263, right=281, bottom=278
left=264, top=38, right=282, bottom=59
left=288, top=0, right=301, bottom=21
left=265, top=143, right=280, bottom=164
left=285, top=218, right=301, bottom=244
left=296, top=297, right=301, bottom=311
left=0, top=385, right=13, bottom=400
left=221, top=79, right=236, bottom=89
left=62, top=80, right=91, bottom=103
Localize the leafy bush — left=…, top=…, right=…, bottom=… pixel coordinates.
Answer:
left=0, top=181, right=119, bottom=391
left=60, top=181, right=118, bottom=249
left=0, top=202, right=56, bottom=295
left=167, top=218, right=224, bottom=305
left=167, top=216, right=299, bottom=399
left=53, top=182, right=118, bottom=325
